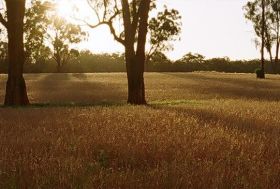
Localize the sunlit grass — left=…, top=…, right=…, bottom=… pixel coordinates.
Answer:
left=0, top=72, right=280, bottom=188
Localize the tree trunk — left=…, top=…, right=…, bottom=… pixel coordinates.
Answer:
left=275, top=4, right=280, bottom=66
left=57, top=65, right=61, bottom=73
left=268, top=48, right=273, bottom=64
left=145, top=54, right=151, bottom=72
left=259, top=0, right=266, bottom=79
left=56, top=58, right=62, bottom=73
left=4, top=0, right=29, bottom=106
left=276, top=40, right=280, bottom=64
left=122, top=0, right=150, bottom=105
left=276, top=37, right=280, bottom=70
left=267, top=48, right=275, bottom=72
left=125, top=52, right=146, bottom=105
left=268, top=49, right=276, bottom=73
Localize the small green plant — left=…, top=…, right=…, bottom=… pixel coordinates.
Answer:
left=255, top=68, right=265, bottom=79
left=97, top=150, right=109, bottom=168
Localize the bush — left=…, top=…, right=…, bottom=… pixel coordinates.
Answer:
left=0, top=52, right=276, bottom=74
left=255, top=68, right=265, bottom=79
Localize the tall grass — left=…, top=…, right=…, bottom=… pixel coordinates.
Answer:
left=0, top=72, right=280, bottom=188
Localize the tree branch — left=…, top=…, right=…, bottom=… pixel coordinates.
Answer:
left=121, top=0, right=134, bottom=45
left=136, top=0, right=151, bottom=56
left=86, top=0, right=125, bottom=45
left=86, top=19, right=125, bottom=45
left=131, top=1, right=140, bottom=39
left=0, top=13, right=7, bottom=28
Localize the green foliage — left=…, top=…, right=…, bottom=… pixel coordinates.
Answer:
left=148, top=6, right=182, bottom=61
left=49, top=16, right=87, bottom=72
left=244, top=0, right=280, bottom=62
left=72, top=51, right=125, bottom=73
left=179, top=53, right=206, bottom=64
left=0, top=41, right=8, bottom=73
left=23, top=0, right=87, bottom=71
left=24, top=0, right=53, bottom=64
left=14, top=51, right=277, bottom=74
left=255, top=67, right=265, bottom=78
left=22, top=52, right=126, bottom=73
left=0, top=41, right=7, bottom=62
left=97, top=150, right=109, bottom=168
left=146, top=51, right=171, bottom=71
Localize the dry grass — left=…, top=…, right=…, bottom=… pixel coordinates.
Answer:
left=0, top=72, right=280, bottom=188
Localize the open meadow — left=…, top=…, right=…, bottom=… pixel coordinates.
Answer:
left=0, top=72, right=280, bottom=188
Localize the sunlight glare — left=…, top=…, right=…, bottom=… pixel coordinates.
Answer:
left=55, top=0, right=74, bottom=19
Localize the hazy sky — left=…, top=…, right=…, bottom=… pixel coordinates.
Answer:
left=59, top=0, right=260, bottom=60
left=159, top=0, right=260, bottom=60
left=0, top=0, right=260, bottom=60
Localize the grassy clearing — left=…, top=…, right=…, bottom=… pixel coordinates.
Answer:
left=0, top=72, right=280, bottom=188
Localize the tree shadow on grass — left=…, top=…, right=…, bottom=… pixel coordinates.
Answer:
left=0, top=101, right=126, bottom=109
left=28, top=73, right=127, bottom=105
left=149, top=104, right=280, bottom=136
left=162, top=73, right=280, bottom=101
left=0, top=73, right=128, bottom=107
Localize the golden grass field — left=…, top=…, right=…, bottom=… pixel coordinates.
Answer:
left=0, top=72, right=280, bottom=188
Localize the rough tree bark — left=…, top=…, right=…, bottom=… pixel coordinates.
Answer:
left=125, top=50, right=146, bottom=104
left=276, top=38, right=280, bottom=64
left=4, top=0, right=29, bottom=105
left=275, top=9, right=280, bottom=65
left=276, top=39, right=280, bottom=65
left=56, top=58, right=62, bottom=73
left=122, top=0, right=150, bottom=104
left=259, top=0, right=266, bottom=78
left=88, top=0, right=151, bottom=104
left=54, top=51, right=62, bottom=73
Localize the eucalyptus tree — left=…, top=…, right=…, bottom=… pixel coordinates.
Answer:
left=25, top=0, right=52, bottom=64
left=270, top=0, right=280, bottom=64
left=48, top=16, right=87, bottom=72
left=86, top=0, right=152, bottom=104
left=261, top=0, right=266, bottom=78
left=147, top=7, right=182, bottom=64
left=27, top=0, right=86, bottom=72
left=245, top=0, right=280, bottom=68
left=0, top=0, right=29, bottom=105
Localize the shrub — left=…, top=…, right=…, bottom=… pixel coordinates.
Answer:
left=255, top=68, right=265, bottom=79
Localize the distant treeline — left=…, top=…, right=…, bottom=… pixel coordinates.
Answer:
left=0, top=51, right=278, bottom=74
